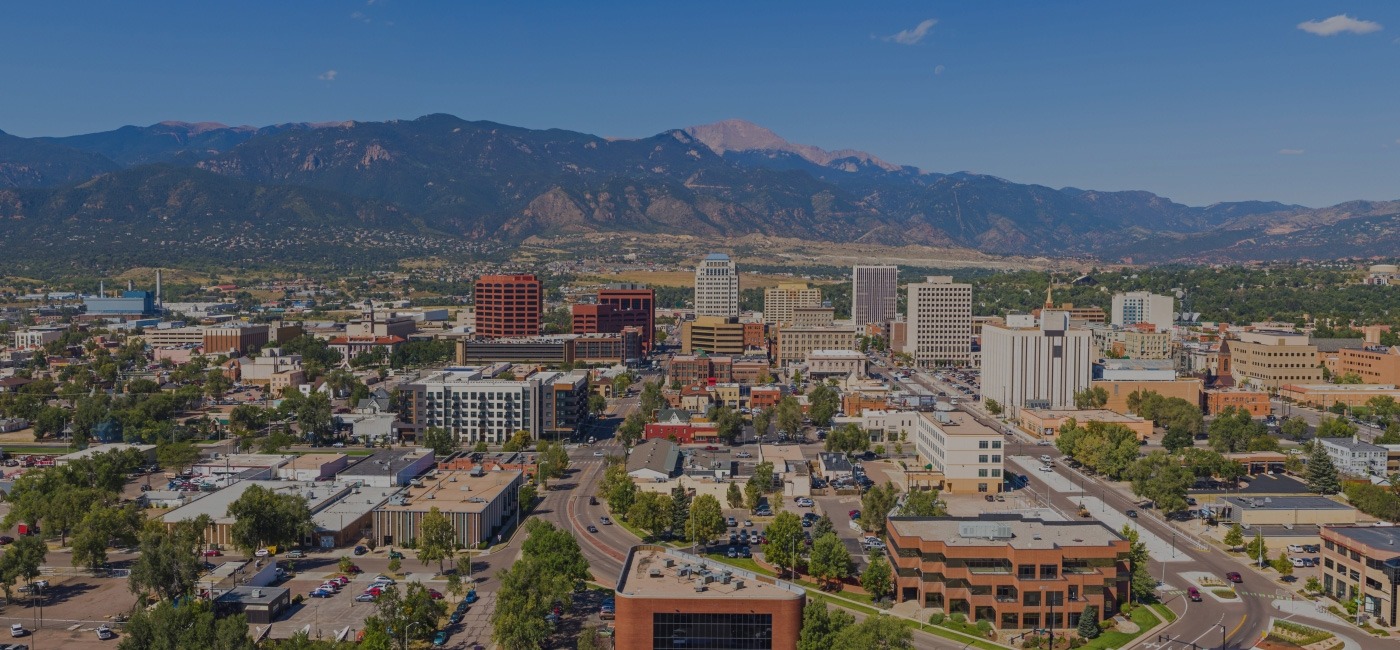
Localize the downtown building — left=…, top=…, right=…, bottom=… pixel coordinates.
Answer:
left=473, top=274, right=543, bottom=339
left=694, top=253, right=739, bottom=318
left=1110, top=291, right=1174, bottom=333
left=980, top=312, right=1094, bottom=418
left=572, top=283, right=655, bottom=353
left=762, top=282, right=821, bottom=325
left=906, top=276, right=973, bottom=368
left=404, top=367, right=589, bottom=444
left=852, top=265, right=899, bottom=327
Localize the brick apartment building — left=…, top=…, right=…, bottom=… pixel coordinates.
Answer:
left=473, top=274, right=543, bottom=339
left=573, top=284, right=655, bottom=352
left=887, top=515, right=1129, bottom=631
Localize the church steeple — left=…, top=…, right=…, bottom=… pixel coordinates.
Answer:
left=1044, top=275, right=1055, bottom=310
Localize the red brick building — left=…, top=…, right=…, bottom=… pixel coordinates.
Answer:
left=614, top=545, right=804, bottom=650
left=473, top=274, right=542, bottom=339
left=887, top=515, right=1129, bottom=631
left=572, top=284, right=655, bottom=352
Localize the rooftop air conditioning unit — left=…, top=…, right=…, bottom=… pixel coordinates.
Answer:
left=733, top=580, right=744, bottom=589
left=694, top=579, right=706, bottom=592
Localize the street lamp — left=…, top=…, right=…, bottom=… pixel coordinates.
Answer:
left=1218, top=623, right=1227, bottom=649
left=402, top=621, right=425, bottom=650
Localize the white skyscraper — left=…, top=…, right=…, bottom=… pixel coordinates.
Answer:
left=906, top=276, right=972, bottom=367
left=852, top=265, right=898, bottom=326
left=1111, top=291, right=1175, bottom=332
left=980, top=311, right=1094, bottom=417
left=694, top=253, right=739, bottom=318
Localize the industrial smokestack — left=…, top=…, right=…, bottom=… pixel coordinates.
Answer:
left=156, top=269, right=163, bottom=309
left=127, top=279, right=133, bottom=292
left=100, top=280, right=105, bottom=297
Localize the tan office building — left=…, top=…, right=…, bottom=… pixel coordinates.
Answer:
left=1228, top=331, right=1323, bottom=388
left=763, top=283, right=821, bottom=325
left=913, top=411, right=1004, bottom=494
left=1337, top=346, right=1400, bottom=385
left=907, top=276, right=972, bottom=367
left=775, top=326, right=856, bottom=366
left=680, top=316, right=747, bottom=356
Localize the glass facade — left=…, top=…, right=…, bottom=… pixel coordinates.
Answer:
left=652, top=612, right=774, bottom=649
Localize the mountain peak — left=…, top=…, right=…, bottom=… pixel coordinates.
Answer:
left=684, top=119, right=901, bottom=172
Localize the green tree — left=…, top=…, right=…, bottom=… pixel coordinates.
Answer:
left=1077, top=605, right=1101, bottom=639
left=536, top=440, right=570, bottom=485
left=809, top=532, right=853, bottom=590
left=797, top=599, right=856, bottom=650
left=1305, top=576, right=1323, bottom=594
left=1273, top=551, right=1294, bottom=577
left=587, top=393, right=608, bottom=416
left=71, top=502, right=142, bottom=570
left=1208, top=407, right=1266, bottom=453
left=627, top=491, right=673, bottom=539
left=374, top=583, right=447, bottom=647
left=1280, top=417, right=1310, bottom=440
left=1245, top=530, right=1269, bottom=564
left=1120, top=525, right=1155, bottom=601
left=726, top=481, right=744, bottom=509
left=0, top=534, right=46, bottom=600
left=709, top=404, right=744, bottom=445
left=807, top=384, right=840, bottom=426
left=601, top=464, right=638, bottom=515
left=117, top=599, right=256, bottom=650
left=155, top=439, right=202, bottom=474
left=825, top=423, right=870, bottom=455
left=422, top=426, right=456, bottom=457
left=1307, top=443, right=1341, bottom=495
left=753, top=407, right=774, bottom=439
left=860, top=482, right=900, bottom=535
left=617, top=411, right=646, bottom=447
left=1223, top=523, right=1244, bottom=550
left=129, top=521, right=205, bottom=602
left=898, top=490, right=947, bottom=517
left=226, top=485, right=313, bottom=555
left=501, top=429, right=532, bottom=452
left=861, top=553, right=894, bottom=601
left=387, top=555, right=402, bottom=574
left=746, top=461, right=774, bottom=511
left=831, top=615, right=913, bottom=649
left=639, top=380, right=666, bottom=417
left=775, top=396, right=804, bottom=438
left=765, top=511, right=805, bottom=578
left=985, top=399, right=1003, bottom=416
left=1074, top=386, right=1108, bottom=409
left=1315, top=415, right=1358, bottom=438
left=416, top=506, right=458, bottom=574
left=519, top=482, right=538, bottom=513
left=685, top=494, right=726, bottom=548
left=1126, top=450, right=1194, bottom=515
left=812, top=514, right=836, bottom=539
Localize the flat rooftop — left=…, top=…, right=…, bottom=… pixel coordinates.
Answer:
left=193, top=454, right=294, bottom=469
left=1219, top=496, right=1353, bottom=511
left=917, top=410, right=1002, bottom=437
left=57, top=443, right=155, bottom=462
left=616, top=546, right=803, bottom=601
left=162, top=480, right=351, bottom=525
left=1021, top=408, right=1147, bottom=423
left=375, top=470, right=520, bottom=514
left=314, top=484, right=404, bottom=531
left=1327, top=526, right=1400, bottom=554
left=888, top=516, right=1123, bottom=550
left=284, top=453, right=347, bottom=470
left=215, top=585, right=288, bottom=607
left=340, top=450, right=432, bottom=477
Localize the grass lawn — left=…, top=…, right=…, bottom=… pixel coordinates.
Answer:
left=1081, top=605, right=1162, bottom=650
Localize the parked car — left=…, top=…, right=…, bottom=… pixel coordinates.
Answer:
left=96, top=624, right=116, bottom=640
left=288, top=549, right=305, bottom=559
left=1037, top=465, right=1054, bottom=473
left=1290, top=557, right=1307, bottom=568
left=356, top=593, right=376, bottom=602
left=11, top=624, right=26, bottom=637
left=363, top=586, right=383, bottom=597
left=353, top=545, right=368, bottom=556
left=203, top=549, right=222, bottom=557
left=254, top=548, right=270, bottom=557
left=0, top=536, right=13, bottom=545
left=428, top=589, right=445, bottom=600
left=727, top=517, right=737, bottom=527
left=388, top=550, right=405, bottom=560
left=1287, top=544, right=1305, bottom=553
left=309, top=588, right=333, bottom=598
left=849, top=510, right=861, bottom=520
left=432, top=631, right=448, bottom=647
left=727, top=546, right=738, bottom=558
left=1187, top=587, right=1202, bottom=602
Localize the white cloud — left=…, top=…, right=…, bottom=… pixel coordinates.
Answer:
left=1298, top=14, right=1382, bottom=36
left=1278, top=148, right=1305, bottom=155
left=318, top=70, right=338, bottom=81
left=351, top=10, right=371, bottom=23
left=884, top=18, right=937, bottom=45
left=934, top=65, right=945, bottom=76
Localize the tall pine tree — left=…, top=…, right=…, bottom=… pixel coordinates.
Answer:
left=1307, top=444, right=1341, bottom=495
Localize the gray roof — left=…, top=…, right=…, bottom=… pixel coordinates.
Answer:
left=1218, top=496, right=1352, bottom=511
left=340, top=449, right=430, bottom=477
left=626, top=440, right=681, bottom=477
left=1097, top=358, right=1175, bottom=371
left=1313, top=338, right=1365, bottom=353
left=1320, top=437, right=1386, bottom=453
left=819, top=453, right=853, bottom=472
left=1328, top=526, right=1400, bottom=556
left=215, top=585, right=288, bottom=606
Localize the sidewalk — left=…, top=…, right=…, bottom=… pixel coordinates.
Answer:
left=1270, top=599, right=1367, bottom=650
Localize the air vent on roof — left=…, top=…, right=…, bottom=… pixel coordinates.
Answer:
left=733, top=579, right=744, bottom=589
left=958, top=522, right=1013, bottom=540
left=694, top=578, right=706, bottom=592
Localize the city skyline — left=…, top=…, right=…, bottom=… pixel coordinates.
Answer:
left=2, top=2, right=1399, bottom=206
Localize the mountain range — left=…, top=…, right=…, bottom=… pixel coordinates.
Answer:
left=0, top=114, right=1394, bottom=268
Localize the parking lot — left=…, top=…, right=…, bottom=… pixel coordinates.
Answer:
left=0, top=573, right=136, bottom=649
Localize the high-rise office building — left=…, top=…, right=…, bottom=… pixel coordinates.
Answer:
left=980, top=312, right=1094, bottom=417
left=694, top=253, right=739, bottom=318
left=852, top=265, right=899, bottom=326
left=473, top=274, right=543, bottom=339
left=573, top=284, right=655, bottom=352
left=1111, top=291, right=1174, bottom=333
left=762, top=282, right=821, bottom=325
left=906, top=276, right=973, bottom=367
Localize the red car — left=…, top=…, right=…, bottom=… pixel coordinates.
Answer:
left=704, top=445, right=719, bottom=451
left=346, top=564, right=362, bottom=574
left=1225, top=572, right=1243, bottom=584
left=1187, top=587, right=1202, bottom=602
left=331, top=576, right=350, bottom=587
left=202, top=549, right=222, bottom=557
left=428, top=588, right=444, bottom=600
left=363, top=586, right=383, bottom=597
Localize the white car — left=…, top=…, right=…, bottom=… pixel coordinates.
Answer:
left=593, top=451, right=604, bottom=456
left=1037, top=465, right=1054, bottom=473
left=10, top=624, right=25, bottom=637
left=1290, top=557, right=1307, bottom=568
left=255, top=548, right=270, bottom=557
left=1286, top=544, right=1305, bottom=553
left=97, top=624, right=116, bottom=640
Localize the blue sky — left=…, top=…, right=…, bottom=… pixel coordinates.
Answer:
left=2, top=1, right=1397, bottom=207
